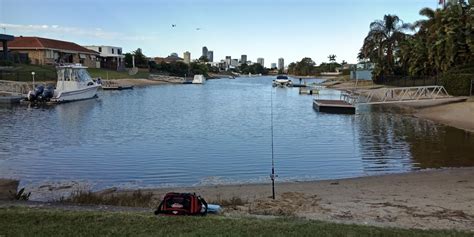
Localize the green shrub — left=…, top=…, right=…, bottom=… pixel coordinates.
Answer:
left=440, top=73, right=473, bottom=96
left=0, top=60, right=14, bottom=66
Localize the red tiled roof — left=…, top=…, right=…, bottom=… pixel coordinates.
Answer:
left=8, top=36, right=98, bottom=54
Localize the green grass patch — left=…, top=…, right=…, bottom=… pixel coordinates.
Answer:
left=11, top=64, right=56, bottom=73
left=0, top=207, right=471, bottom=237
left=88, top=68, right=149, bottom=79
left=0, top=64, right=149, bottom=81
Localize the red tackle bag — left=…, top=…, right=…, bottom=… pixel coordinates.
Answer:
left=154, top=192, right=208, bottom=216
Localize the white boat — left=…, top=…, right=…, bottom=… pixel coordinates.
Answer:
left=26, top=64, right=101, bottom=103
left=51, top=64, right=101, bottom=102
left=272, top=75, right=293, bottom=87
left=192, top=74, right=205, bottom=84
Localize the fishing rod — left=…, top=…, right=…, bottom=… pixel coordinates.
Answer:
left=270, top=86, right=276, bottom=200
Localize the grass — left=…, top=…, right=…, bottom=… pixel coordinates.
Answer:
left=0, top=64, right=149, bottom=81
left=0, top=207, right=471, bottom=237
left=59, top=190, right=156, bottom=208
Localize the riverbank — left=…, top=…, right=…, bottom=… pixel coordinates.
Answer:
left=8, top=167, right=473, bottom=231
left=102, top=75, right=185, bottom=87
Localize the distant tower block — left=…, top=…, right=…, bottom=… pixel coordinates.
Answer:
left=257, top=58, right=264, bottom=67
left=207, top=51, right=213, bottom=62
left=240, top=54, right=247, bottom=64
left=183, top=51, right=191, bottom=64
left=278, top=58, right=284, bottom=70
left=202, top=46, right=208, bottom=59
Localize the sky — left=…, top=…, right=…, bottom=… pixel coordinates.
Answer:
left=0, top=0, right=440, bottom=67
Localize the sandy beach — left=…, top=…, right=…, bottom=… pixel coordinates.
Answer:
left=101, top=168, right=474, bottom=231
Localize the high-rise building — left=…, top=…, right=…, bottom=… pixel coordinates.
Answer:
left=271, top=63, right=277, bottom=69
left=183, top=51, right=191, bottom=64
left=207, top=51, right=214, bottom=62
left=240, top=55, right=247, bottom=64
left=202, top=46, right=208, bottom=59
left=231, top=59, right=239, bottom=67
left=225, top=56, right=231, bottom=67
left=257, top=58, right=264, bottom=67
left=278, top=58, right=284, bottom=70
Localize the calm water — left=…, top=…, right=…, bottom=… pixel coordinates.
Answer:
left=1, top=76, right=474, bottom=190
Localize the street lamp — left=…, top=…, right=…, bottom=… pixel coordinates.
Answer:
left=31, top=71, right=35, bottom=89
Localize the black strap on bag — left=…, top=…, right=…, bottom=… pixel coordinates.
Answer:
left=198, top=195, right=208, bottom=216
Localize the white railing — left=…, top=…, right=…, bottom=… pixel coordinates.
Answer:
left=342, top=86, right=451, bottom=105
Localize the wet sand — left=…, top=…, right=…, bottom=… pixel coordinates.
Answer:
left=415, top=101, right=474, bottom=133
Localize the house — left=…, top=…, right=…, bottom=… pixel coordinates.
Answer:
left=350, top=62, right=375, bottom=81
left=4, top=36, right=98, bottom=67
left=84, top=45, right=124, bottom=70
left=153, top=53, right=183, bottom=64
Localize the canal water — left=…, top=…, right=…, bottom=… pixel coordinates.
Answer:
left=1, top=76, right=474, bottom=191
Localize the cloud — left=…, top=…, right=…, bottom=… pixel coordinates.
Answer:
left=0, top=23, right=157, bottom=42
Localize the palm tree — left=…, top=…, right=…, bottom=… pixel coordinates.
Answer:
left=328, top=54, right=336, bottom=71
left=360, top=14, right=410, bottom=77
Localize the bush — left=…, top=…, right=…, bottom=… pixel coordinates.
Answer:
left=440, top=73, right=473, bottom=96
left=0, top=60, right=13, bottom=66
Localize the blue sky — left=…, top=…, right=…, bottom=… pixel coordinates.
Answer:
left=1, top=0, right=439, bottom=67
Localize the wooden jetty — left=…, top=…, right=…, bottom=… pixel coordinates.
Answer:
left=102, top=85, right=134, bottom=91
left=313, top=99, right=355, bottom=114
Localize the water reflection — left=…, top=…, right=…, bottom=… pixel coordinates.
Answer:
left=357, top=105, right=474, bottom=170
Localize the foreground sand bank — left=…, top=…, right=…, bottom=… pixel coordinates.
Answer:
left=3, top=168, right=473, bottom=230
left=115, top=168, right=474, bottom=230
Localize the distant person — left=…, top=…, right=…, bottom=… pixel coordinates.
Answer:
left=97, top=78, right=102, bottom=85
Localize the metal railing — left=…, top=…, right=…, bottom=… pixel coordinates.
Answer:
left=342, top=86, right=451, bottom=105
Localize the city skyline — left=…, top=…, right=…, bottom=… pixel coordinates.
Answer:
left=0, top=0, right=439, bottom=65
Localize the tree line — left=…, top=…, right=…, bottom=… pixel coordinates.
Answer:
left=358, top=1, right=473, bottom=78
left=287, top=57, right=347, bottom=76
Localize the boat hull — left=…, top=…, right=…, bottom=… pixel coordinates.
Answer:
left=52, top=85, right=100, bottom=102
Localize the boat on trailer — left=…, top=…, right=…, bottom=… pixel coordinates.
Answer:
left=27, top=64, right=101, bottom=103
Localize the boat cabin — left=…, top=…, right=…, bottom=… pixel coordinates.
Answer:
left=56, top=64, right=95, bottom=92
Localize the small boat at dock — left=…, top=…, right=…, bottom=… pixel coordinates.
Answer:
left=192, top=74, right=206, bottom=84
left=272, top=75, right=292, bottom=87
left=26, top=64, right=101, bottom=103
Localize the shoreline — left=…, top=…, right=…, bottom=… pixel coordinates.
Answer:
left=96, top=167, right=474, bottom=230
left=3, top=167, right=473, bottom=230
